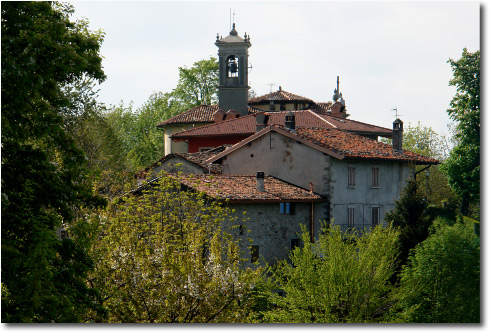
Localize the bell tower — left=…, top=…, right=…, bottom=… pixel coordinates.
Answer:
left=215, top=23, right=251, bottom=116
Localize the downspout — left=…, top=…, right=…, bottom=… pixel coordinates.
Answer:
left=310, top=202, right=314, bottom=243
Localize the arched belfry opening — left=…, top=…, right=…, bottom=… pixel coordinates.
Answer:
left=215, top=23, right=251, bottom=116
left=227, top=55, right=239, bottom=78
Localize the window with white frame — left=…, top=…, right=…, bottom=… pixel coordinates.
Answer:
left=347, top=207, right=355, bottom=228
left=371, top=206, right=380, bottom=226
left=348, top=165, right=356, bottom=187
left=372, top=167, right=380, bottom=188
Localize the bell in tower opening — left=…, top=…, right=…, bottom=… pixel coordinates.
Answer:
left=227, top=55, right=239, bottom=77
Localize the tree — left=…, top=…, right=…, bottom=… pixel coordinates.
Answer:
left=87, top=173, right=264, bottom=323
left=382, top=122, right=456, bottom=206
left=395, top=219, right=480, bottom=323
left=385, top=179, right=434, bottom=276
left=441, top=48, right=480, bottom=217
left=263, top=225, right=399, bottom=323
left=172, top=57, right=219, bottom=108
left=1, top=2, right=106, bottom=322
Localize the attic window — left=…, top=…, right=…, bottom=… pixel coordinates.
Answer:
left=280, top=202, right=295, bottom=215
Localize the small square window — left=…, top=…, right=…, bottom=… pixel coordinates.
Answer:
left=280, top=104, right=286, bottom=111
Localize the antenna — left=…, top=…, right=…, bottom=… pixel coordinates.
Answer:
left=392, top=107, right=404, bottom=119
left=229, top=8, right=231, bottom=31
left=267, top=83, right=275, bottom=94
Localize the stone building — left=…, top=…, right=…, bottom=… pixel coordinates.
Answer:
left=168, top=173, right=327, bottom=266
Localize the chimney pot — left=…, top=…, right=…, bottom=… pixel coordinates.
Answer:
left=256, top=172, right=265, bottom=192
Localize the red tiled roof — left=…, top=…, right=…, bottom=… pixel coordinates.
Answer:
left=170, top=174, right=326, bottom=203
left=290, top=127, right=438, bottom=164
left=206, top=126, right=438, bottom=165
left=157, top=105, right=260, bottom=126
left=171, top=110, right=392, bottom=139
left=248, top=89, right=313, bottom=104
left=136, top=146, right=228, bottom=179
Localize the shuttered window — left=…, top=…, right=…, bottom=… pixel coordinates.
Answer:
left=348, top=207, right=355, bottom=228
left=372, top=167, right=380, bottom=187
left=348, top=166, right=356, bottom=187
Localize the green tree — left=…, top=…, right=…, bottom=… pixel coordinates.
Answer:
left=395, top=220, right=480, bottom=323
left=1, top=2, right=106, bottom=322
left=172, top=57, right=219, bottom=108
left=385, top=179, right=433, bottom=276
left=441, top=48, right=480, bottom=217
left=382, top=122, right=456, bottom=206
left=263, top=225, right=399, bottom=323
left=87, top=173, right=263, bottom=323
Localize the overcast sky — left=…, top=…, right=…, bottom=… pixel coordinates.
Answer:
left=71, top=1, right=480, bottom=136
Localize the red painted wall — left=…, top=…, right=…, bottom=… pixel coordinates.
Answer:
left=188, top=136, right=249, bottom=153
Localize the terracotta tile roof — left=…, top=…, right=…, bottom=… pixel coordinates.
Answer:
left=248, top=89, right=314, bottom=104
left=157, top=105, right=260, bottom=126
left=136, top=146, right=228, bottom=179
left=206, top=126, right=438, bottom=165
left=171, top=110, right=392, bottom=139
left=310, top=102, right=333, bottom=113
left=170, top=174, right=326, bottom=203
left=286, top=126, right=439, bottom=164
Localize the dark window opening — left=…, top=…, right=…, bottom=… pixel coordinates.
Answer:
left=280, top=104, right=286, bottom=111
left=239, top=225, right=244, bottom=235
left=251, top=245, right=259, bottom=263
left=348, top=207, right=355, bottom=228
left=348, top=166, right=356, bottom=187
left=280, top=202, right=295, bottom=215
left=372, top=167, right=380, bottom=187
left=371, top=207, right=379, bottom=226
left=291, top=238, right=300, bottom=250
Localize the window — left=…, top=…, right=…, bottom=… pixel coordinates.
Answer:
left=238, top=225, right=244, bottom=235
left=251, top=245, right=259, bottom=263
left=280, top=104, right=286, bottom=111
left=280, top=202, right=295, bottom=215
left=348, top=207, right=355, bottom=228
left=371, top=206, right=380, bottom=226
left=372, top=167, right=380, bottom=187
left=348, top=166, right=356, bottom=187
left=291, top=239, right=300, bottom=250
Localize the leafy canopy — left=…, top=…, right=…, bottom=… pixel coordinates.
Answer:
left=87, top=173, right=264, bottom=323
left=1, top=1, right=106, bottom=322
left=264, top=224, right=399, bottom=323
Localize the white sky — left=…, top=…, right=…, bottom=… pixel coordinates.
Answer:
left=71, top=0, right=480, bottom=136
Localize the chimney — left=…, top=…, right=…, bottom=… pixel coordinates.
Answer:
left=226, top=109, right=240, bottom=119
left=284, top=111, right=295, bottom=130
left=256, top=171, right=265, bottom=192
left=330, top=102, right=346, bottom=119
left=255, top=112, right=269, bottom=132
left=392, top=118, right=403, bottom=152
left=213, top=109, right=226, bottom=123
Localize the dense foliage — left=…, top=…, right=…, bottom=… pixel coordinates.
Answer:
left=1, top=1, right=106, bottom=322
left=395, top=219, right=480, bottom=322
left=263, top=225, right=399, bottom=323
left=86, top=173, right=263, bottom=323
left=441, top=48, right=480, bottom=217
